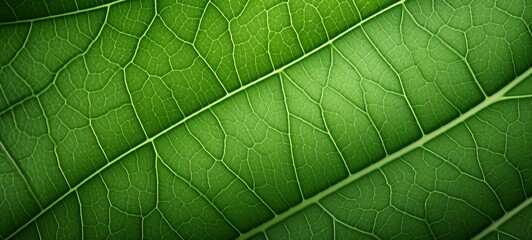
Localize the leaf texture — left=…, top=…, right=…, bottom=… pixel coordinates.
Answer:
left=0, top=0, right=531, bottom=239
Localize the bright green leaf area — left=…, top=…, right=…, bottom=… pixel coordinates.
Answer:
left=0, top=0, right=531, bottom=239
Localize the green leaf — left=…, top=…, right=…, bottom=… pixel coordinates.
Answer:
left=0, top=0, right=531, bottom=239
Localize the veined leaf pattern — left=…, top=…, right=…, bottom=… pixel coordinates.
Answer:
left=0, top=0, right=531, bottom=239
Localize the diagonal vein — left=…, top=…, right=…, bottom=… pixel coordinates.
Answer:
left=472, top=196, right=532, bottom=240
left=0, top=140, right=43, bottom=209
left=0, top=0, right=126, bottom=26
left=237, top=67, right=532, bottom=239
left=4, top=1, right=406, bottom=238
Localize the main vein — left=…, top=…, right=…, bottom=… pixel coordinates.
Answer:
left=4, top=1, right=406, bottom=238
left=0, top=0, right=126, bottom=26
left=472, top=196, right=532, bottom=240
left=238, top=67, right=532, bottom=239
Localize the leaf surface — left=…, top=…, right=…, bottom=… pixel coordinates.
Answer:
left=0, top=0, right=531, bottom=239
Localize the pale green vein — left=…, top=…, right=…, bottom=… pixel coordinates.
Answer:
left=0, top=5, right=111, bottom=117
left=360, top=24, right=425, bottom=135
left=402, top=6, right=488, bottom=99
left=316, top=202, right=379, bottom=239
left=183, top=122, right=277, bottom=215
left=279, top=74, right=304, bottom=200
left=500, top=94, right=532, bottom=101
left=153, top=142, right=242, bottom=235
left=0, top=0, right=126, bottom=26
left=0, top=140, right=43, bottom=209
left=472, top=196, right=532, bottom=240
left=2, top=1, right=410, bottom=238
left=282, top=70, right=350, bottom=174
left=237, top=67, right=532, bottom=239
left=0, top=22, right=32, bottom=73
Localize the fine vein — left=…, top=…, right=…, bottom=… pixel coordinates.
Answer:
left=3, top=1, right=406, bottom=238
left=238, top=67, right=532, bottom=239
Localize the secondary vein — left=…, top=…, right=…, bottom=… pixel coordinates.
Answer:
left=237, top=67, right=532, bottom=239
left=3, top=1, right=444, bottom=238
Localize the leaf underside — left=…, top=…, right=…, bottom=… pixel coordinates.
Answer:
left=0, top=0, right=531, bottom=239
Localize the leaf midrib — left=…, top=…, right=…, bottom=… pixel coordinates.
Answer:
left=14, top=0, right=530, bottom=238
left=238, top=67, right=532, bottom=239
left=0, top=0, right=126, bottom=26
left=5, top=1, right=405, bottom=238
left=472, top=196, right=532, bottom=239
